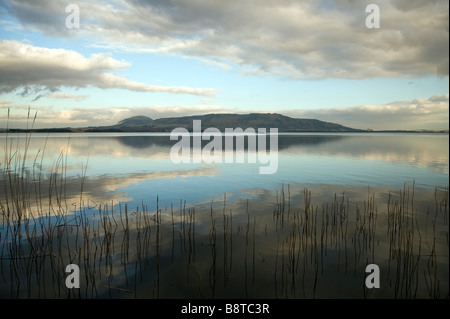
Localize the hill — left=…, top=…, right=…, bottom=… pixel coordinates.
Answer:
left=115, top=115, right=154, bottom=127
left=103, top=113, right=360, bottom=132
left=3, top=113, right=363, bottom=133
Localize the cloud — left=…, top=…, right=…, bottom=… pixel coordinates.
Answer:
left=2, top=0, right=448, bottom=79
left=49, top=104, right=238, bottom=126
left=282, top=94, right=449, bottom=130
left=0, top=40, right=217, bottom=97
left=45, top=92, right=88, bottom=101
left=0, top=100, right=12, bottom=108
left=0, top=19, right=25, bottom=32
left=0, top=103, right=240, bottom=128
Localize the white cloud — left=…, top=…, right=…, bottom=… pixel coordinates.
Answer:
left=0, top=103, right=240, bottom=128
left=45, top=92, right=88, bottom=101
left=0, top=40, right=217, bottom=97
left=0, top=100, right=11, bottom=107
left=282, top=94, right=449, bottom=130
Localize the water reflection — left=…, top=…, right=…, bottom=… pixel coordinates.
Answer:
left=0, top=182, right=448, bottom=298
left=1, top=132, right=448, bottom=215
left=114, top=134, right=346, bottom=150
left=0, top=132, right=448, bottom=299
left=2, top=133, right=448, bottom=173
left=111, top=133, right=449, bottom=173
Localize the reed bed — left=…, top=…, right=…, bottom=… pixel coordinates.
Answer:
left=1, top=113, right=448, bottom=299
left=1, top=171, right=448, bottom=298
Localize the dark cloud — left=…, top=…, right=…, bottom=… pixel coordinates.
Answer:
left=31, top=93, right=45, bottom=102
left=2, top=0, right=447, bottom=79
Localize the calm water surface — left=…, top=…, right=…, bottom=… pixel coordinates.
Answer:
left=2, top=132, right=448, bottom=205
left=0, top=132, right=448, bottom=298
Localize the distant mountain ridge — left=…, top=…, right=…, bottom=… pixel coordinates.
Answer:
left=4, top=113, right=364, bottom=133
left=103, top=113, right=361, bottom=132
left=3, top=113, right=448, bottom=133
left=115, top=115, right=154, bottom=127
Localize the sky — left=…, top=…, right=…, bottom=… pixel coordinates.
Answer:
left=0, top=0, right=448, bottom=130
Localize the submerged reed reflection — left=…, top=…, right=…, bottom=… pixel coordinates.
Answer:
left=2, top=178, right=447, bottom=298
left=0, top=132, right=448, bottom=299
